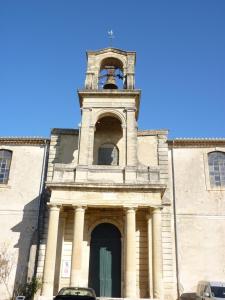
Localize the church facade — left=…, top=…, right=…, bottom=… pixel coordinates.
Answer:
left=0, top=47, right=225, bottom=300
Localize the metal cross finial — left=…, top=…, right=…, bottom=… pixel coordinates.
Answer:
left=107, top=30, right=115, bottom=47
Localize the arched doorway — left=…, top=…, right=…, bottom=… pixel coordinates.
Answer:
left=88, top=223, right=121, bottom=297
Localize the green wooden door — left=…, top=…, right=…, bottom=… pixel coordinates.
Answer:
left=100, top=246, right=112, bottom=296
left=88, top=223, right=121, bottom=297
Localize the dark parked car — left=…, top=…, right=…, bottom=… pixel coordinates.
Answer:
left=179, top=293, right=201, bottom=300
left=54, top=287, right=96, bottom=300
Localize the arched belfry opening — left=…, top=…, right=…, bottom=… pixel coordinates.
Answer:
left=93, top=115, right=122, bottom=165
left=98, top=57, right=125, bottom=89
left=84, top=48, right=136, bottom=90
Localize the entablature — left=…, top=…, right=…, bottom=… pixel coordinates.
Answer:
left=46, top=182, right=167, bottom=208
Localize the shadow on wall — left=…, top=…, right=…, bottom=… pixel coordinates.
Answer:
left=52, top=131, right=79, bottom=165
left=11, top=191, right=48, bottom=297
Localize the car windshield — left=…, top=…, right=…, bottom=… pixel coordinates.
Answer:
left=211, top=287, right=225, bottom=298
left=58, top=288, right=94, bottom=297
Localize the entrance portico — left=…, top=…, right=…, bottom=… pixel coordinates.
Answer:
left=40, top=184, right=165, bottom=299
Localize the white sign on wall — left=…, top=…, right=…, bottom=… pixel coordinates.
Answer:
left=61, top=260, right=71, bottom=278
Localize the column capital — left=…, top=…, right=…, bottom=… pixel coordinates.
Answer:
left=124, top=206, right=138, bottom=212
left=47, top=203, right=61, bottom=210
left=72, top=205, right=87, bottom=211
left=152, top=206, right=163, bottom=214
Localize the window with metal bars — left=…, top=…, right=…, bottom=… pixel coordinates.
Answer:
left=208, top=151, right=225, bottom=187
left=0, top=150, right=12, bottom=184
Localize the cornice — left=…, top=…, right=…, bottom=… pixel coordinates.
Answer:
left=51, top=128, right=79, bottom=135
left=78, top=89, right=141, bottom=119
left=78, top=89, right=141, bottom=98
left=46, top=181, right=166, bottom=194
left=138, top=129, right=169, bottom=136
left=86, top=47, right=136, bottom=57
left=0, top=137, right=49, bottom=145
left=168, top=138, right=225, bottom=147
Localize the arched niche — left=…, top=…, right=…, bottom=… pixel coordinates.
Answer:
left=93, top=109, right=125, bottom=128
left=93, top=115, right=123, bottom=165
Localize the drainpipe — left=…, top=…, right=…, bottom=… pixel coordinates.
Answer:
left=34, top=139, right=49, bottom=277
left=171, top=141, right=181, bottom=299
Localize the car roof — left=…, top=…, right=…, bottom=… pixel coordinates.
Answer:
left=210, top=282, right=225, bottom=287
left=198, top=281, right=225, bottom=287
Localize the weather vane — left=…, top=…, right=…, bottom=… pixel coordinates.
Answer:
left=107, top=30, right=115, bottom=47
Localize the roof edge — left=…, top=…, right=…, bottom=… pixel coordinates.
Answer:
left=0, top=137, right=49, bottom=145
left=51, top=128, right=79, bottom=135
left=86, top=47, right=136, bottom=57
left=138, top=129, right=169, bottom=136
left=168, top=138, right=225, bottom=147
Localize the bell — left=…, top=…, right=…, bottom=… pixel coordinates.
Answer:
left=103, top=67, right=118, bottom=89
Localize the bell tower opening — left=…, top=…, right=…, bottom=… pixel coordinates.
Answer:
left=99, top=57, right=124, bottom=89
left=84, top=48, right=136, bottom=90
left=93, top=116, right=122, bottom=165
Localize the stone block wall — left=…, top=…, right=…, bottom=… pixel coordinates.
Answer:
left=169, top=142, right=225, bottom=293
left=0, top=140, right=48, bottom=300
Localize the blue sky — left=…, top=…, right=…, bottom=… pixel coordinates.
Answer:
left=1, top=0, right=225, bottom=138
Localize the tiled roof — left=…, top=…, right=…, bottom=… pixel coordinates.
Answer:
left=168, top=138, right=225, bottom=147
left=0, top=137, right=49, bottom=145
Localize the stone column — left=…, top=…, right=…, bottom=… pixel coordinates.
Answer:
left=42, top=204, right=61, bottom=297
left=70, top=206, right=86, bottom=286
left=54, top=212, right=67, bottom=293
left=147, top=210, right=153, bottom=298
left=152, top=207, right=163, bottom=299
left=125, top=207, right=136, bottom=298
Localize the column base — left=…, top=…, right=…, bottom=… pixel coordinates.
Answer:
left=38, top=296, right=53, bottom=300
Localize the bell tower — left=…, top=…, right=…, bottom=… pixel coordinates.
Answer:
left=76, top=47, right=141, bottom=183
